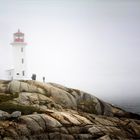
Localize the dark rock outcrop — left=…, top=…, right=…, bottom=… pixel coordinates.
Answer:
left=0, top=80, right=140, bottom=140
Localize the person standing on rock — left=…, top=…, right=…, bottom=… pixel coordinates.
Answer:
left=31, top=74, right=36, bottom=80
left=43, top=77, right=45, bottom=83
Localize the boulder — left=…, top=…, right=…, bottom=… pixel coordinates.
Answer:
left=0, top=110, right=10, bottom=120
left=97, top=135, right=112, bottom=140
left=11, top=111, right=21, bottom=118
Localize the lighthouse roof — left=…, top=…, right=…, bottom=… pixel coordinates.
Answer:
left=14, top=29, right=24, bottom=36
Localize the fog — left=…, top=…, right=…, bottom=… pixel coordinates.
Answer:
left=0, top=0, right=140, bottom=105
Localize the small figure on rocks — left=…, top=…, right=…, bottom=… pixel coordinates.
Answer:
left=31, top=74, right=36, bottom=80
left=43, top=77, right=45, bottom=83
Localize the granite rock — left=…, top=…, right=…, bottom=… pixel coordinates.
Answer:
left=0, top=80, right=139, bottom=140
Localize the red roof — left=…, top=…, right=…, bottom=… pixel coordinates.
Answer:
left=14, top=29, right=24, bottom=36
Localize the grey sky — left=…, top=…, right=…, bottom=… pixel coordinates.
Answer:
left=0, top=0, right=140, bottom=104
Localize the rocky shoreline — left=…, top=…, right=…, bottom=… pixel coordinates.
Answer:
left=0, top=80, right=140, bottom=140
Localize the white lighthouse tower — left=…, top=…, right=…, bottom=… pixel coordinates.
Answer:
left=7, top=29, right=27, bottom=80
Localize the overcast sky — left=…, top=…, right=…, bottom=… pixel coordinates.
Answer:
left=0, top=0, right=140, bottom=104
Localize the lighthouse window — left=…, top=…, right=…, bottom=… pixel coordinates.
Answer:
left=22, top=58, right=24, bottom=64
left=21, top=48, right=23, bottom=52
left=17, top=73, right=19, bottom=75
left=22, top=71, right=25, bottom=76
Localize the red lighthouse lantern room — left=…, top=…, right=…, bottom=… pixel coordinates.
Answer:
left=14, top=29, right=24, bottom=43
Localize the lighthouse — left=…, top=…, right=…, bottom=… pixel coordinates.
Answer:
left=7, top=29, right=27, bottom=80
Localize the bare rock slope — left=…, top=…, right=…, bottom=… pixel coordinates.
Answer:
left=0, top=80, right=140, bottom=140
